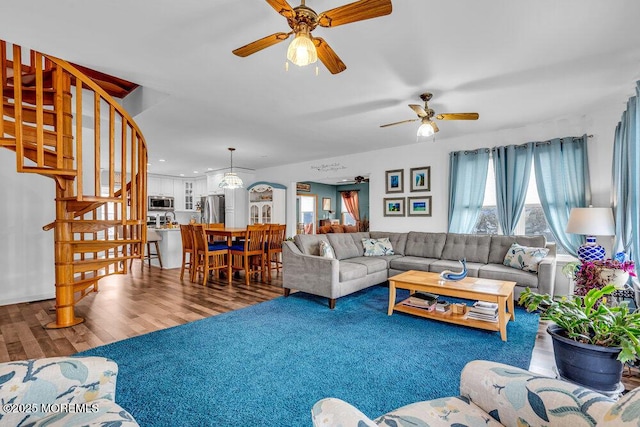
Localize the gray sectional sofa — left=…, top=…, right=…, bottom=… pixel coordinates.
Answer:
left=282, top=231, right=556, bottom=309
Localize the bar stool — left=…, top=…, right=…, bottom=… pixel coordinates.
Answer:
left=144, top=229, right=163, bottom=268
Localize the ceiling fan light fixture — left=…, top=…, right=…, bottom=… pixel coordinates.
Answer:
left=219, top=147, right=244, bottom=189
left=287, top=25, right=317, bottom=67
left=417, top=121, right=435, bottom=137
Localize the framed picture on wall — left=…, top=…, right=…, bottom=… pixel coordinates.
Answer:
left=383, top=197, right=405, bottom=217
left=408, top=196, right=432, bottom=216
left=410, top=166, right=431, bottom=192
left=385, top=169, right=404, bottom=193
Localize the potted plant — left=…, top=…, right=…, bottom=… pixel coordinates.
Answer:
left=563, top=257, right=636, bottom=296
left=519, top=285, right=640, bottom=392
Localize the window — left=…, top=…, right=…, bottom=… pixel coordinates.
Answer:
left=473, top=160, right=564, bottom=253
left=341, top=201, right=356, bottom=225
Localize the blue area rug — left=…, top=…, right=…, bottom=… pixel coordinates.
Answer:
left=78, top=285, right=539, bottom=426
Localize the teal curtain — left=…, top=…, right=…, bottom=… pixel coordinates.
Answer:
left=448, top=149, right=490, bottom=233
left=533, top=135, right=591, bottom=256
left=492, top=143, right=533, bottom=235
left=612, top=81, right=640, bottom=270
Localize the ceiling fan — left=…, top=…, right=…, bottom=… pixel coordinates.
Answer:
left=380, top=92, right=479, bottom=137
left=339, top=175, right=369, bottom=184
left=232, top=0, right=393, bottom=74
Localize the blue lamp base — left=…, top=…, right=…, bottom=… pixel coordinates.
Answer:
left=577, top=236, right=606, bottom=262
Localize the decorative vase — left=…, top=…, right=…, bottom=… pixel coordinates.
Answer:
left=577, top=236, right=606, bottom=261
left=600, top=268, right=630, bottom=290
left=547, top=324, right=623, bottom=393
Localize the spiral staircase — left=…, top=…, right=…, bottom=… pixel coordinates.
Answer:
left=1, top=40, right=148, bottom=328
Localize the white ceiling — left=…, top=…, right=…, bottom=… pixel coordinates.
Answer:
left=1, top=0, right=639, bottom=177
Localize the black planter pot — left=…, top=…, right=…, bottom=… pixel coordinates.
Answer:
left=547, top=324, right=623, bottom=393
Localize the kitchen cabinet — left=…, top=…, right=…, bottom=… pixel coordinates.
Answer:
left=148, top=175, right=175, bottom=197
left=247, top=182, right=286, bottom=225
left=194, top=178, right=207, bottom=198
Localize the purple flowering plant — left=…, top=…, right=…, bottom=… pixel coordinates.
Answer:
left=564, top=258, right=636, bottom=296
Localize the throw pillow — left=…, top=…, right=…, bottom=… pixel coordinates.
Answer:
left=362, top=238, right=394, bottom=257
left=503, top=243, right=549, bottom=273
left=319, top=240, right=336, bottom=259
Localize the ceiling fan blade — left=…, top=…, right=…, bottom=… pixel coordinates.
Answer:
left=408, top=104, right=427, bottom=118
left=232, top=32, right=291, bottom=57
left=313, top=37, right=347, bottom=74
left=265, top=0, right=295, bottom=19
left=431, top=121, right=439, bottom=133
left=317, top=0, right=392, bottom=28
left=380, top=118, right=418, bottom=128
left=435, top=113, right=479, bottom=120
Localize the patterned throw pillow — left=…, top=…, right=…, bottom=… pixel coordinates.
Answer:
left=362, top=238, right=394, bottom=257
left=319, top=240, right=336, bottom=259
left=503, top=243, right=549, bottom=273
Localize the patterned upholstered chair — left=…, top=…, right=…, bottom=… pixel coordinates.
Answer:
left=0, top=356, right=138, bottom=426
left=312, top=360, right=640, bottom=427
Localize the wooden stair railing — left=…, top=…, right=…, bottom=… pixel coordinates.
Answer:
left=1, top=40, right=148, bottom=328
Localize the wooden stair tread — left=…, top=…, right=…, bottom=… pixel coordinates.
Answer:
left=3, top=86, right=58, bottom=105
left=2, top=119, right=66, bottom=146
left=72, top=256, right=135, bottom=274
left=72, top=239, right=141, bottom=253
left=3, top=100, right=59, bottom=126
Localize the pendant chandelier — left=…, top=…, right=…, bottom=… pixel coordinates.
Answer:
left=219, top=147, right=243, bottom=189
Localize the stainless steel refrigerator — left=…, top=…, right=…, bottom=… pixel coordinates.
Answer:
left=200, top=195, right=225, bottom=225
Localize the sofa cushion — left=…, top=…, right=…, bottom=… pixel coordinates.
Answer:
left=488, top=235, right=547, bottom=264
left=343, top=257, right=388, bottom=274
left=319, top=240, right=335, bottom=259
left=328, top=233, right=362, bottom=260
left=441, top=233, right=491, bottom=263
left=33, top=400, right=139, bottom=427
left=349, top=232, right=371, bottom=255
left=362, top=238, right=394, bottom=256
left=331, top=225, right=345, bottom=233
left=503, top=243, right=549, bottom=273
left=404, top=232, right=447, bottom=258
left=369, top=232, right=408, bottom=255
left=478, top=264, right=539, bottom=288
left=338, top=261, right=368, bottom=282
left=430, top=260, right=484, bottom=277
left=294, top=234, right=330, bottom=256
left=374, top=396, right=503, bottom=427
left=389, top=256, right=439, bottom=272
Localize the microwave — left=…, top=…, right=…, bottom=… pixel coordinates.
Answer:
left=148, top=196, right=174, bottom=211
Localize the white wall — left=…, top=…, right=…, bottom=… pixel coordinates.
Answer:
left=0, top=150, right=56, bottom=305
left=255, top=100, right=627, bottom=238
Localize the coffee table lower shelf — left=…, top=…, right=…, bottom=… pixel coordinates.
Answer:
left=394, top=300, right=504, bottom=333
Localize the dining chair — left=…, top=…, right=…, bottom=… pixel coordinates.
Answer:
left=192, top=224, right=230, bottom=286
left=179, top=224, right=195, bottom=282
left=229, top=224, right=269, bottom=286
left=265, top=224, right=287, bottom=281
left=205, top=222, right=226, bottom=245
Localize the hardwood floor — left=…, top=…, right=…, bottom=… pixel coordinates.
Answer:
left=2, top=265, right=640, bottom=392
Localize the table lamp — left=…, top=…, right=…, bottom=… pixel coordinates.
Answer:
left=565, top=207, right=615, bottom=261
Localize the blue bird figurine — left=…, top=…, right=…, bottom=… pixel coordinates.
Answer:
left=439, top=259, right=468, bottom=281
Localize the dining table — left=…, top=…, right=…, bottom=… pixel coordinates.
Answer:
left=205, top=227, right=247, bottom=246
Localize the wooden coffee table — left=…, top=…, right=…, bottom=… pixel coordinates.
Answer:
left=388, top=270, right=517, bottom=341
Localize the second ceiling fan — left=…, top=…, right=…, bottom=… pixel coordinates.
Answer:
left=232, top=0, right=392, bottom=74
left=381, top=92, right=479, bottom=137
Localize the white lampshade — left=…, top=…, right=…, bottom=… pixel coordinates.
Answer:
left=219, top=172, right=243, bottom=189
left=287, top=31, right=317, bottom=67
left=417, top=122, right=435, bottom=137
left=566, top=207, right=615, bottom=236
